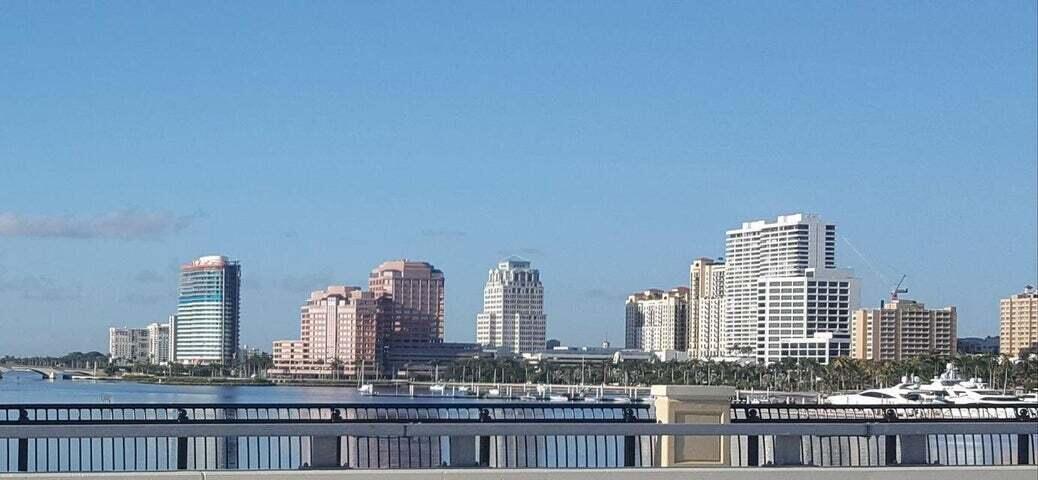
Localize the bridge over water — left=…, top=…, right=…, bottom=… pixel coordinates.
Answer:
left=0, top=365, right=94, bottom=380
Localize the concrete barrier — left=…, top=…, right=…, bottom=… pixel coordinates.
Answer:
left=651, top=385, right=736, bottom=467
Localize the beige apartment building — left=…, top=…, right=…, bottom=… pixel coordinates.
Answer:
left=271, top=286, right=379, bottom=378
left=625, top=287, right=689, bottom=352
left=851, top=299, right=956, bottom=361
left=688, top=258, right=725, bottom=359
left=1000, top=286, right=1038, bottom=357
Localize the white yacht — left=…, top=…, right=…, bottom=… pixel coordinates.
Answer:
left=358, top=384, right=375, bottom=396
left=919, top=364, right=1022, bottom=404
left=826, top=382, right=944, bottom=405
left=428, top=384, right=446, bottom=394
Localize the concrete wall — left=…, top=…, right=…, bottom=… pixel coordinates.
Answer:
left=4, top=466, right=1036, bottom=480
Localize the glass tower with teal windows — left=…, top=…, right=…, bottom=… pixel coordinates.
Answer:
left=171, top=255, right=241, bottom=365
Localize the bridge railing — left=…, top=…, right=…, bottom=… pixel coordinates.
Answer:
left=0, top=402, right=1035, bottom=473
left=0, top=402, right=656, bottom=473
left=728, top=403, right=1038, bottom=466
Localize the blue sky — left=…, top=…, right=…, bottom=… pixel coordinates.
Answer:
left=0, top=2, right=1035, bottom=355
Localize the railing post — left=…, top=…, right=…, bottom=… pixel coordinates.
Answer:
left=17, top=409, right=28, bottom=472
left=884, top=434, right=898, bottom=465
left=745, top=409, right=760, bottom=466
left=310, top=409, right=343, bottom=469
left=176, top=408, right=189, bottom=470
left=1018, top=408, right=1032, bottom=465
left=221, top=407, right=238, bottom=469
left=884, top=409, right=898, bottom=465
left=651, top=385, right=735, bottom=467
left=478, top=408, right=491, bottom=467
left=623, top=408, right=637, bottom=467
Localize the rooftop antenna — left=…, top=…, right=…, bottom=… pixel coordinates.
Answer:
left=890, top=274, right=908, bottom=301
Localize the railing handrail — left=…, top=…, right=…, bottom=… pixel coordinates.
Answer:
left=0, top=401, right=653, bottom=410
left=0, top=419, right=1034, bottom=439
left=732, top=402, right=1038, bottom=409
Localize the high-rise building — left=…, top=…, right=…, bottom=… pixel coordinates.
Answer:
left=108, top=327, right=150, bottom=364
left=625, top=287, right=689, bottom=352
left=688, top=258, right=725, bottom=359
left=146, top=321, right=172, bottom=364
left=369, top=260, right=445, bottom=346
left=851, top=299, right=957, bottom=361
left=271, top=286, right=378, bottom=378
left=171, top=255, right=241, bottom=365
left=1000, top=286, right=1038, bottom=357
left=725, top=214, right=836, bottom=355
left=475, top=258, right=547, bottom=354
left=724, top=214, right=857, bottom=363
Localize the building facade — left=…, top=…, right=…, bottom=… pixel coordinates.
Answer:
left=1000, top=286, right=1038, bottom=357
left=851, top=299, right=957, bottom=361
left=475, top=258, right=547, bottom=354
left=171, top=255, right=241, bottom=365
left=725, top=214, right=837, bottom=356
left=688, top=257, right=725, bottom=359
left=271, top=286, right=378, bottom=378
left=957, top=336, right=1000, bottom=355
left=369, top=260, right=446, bottom=346
left=108, top=327, right=150, bottom=364
left=624, top=287, right=689, bottom=352
left=146, top=321, right=171, bottom=364
left=757, top=268, right=859, bottom=364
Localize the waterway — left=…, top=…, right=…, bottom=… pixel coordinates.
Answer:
left=0, top=371, right=403, bottom=404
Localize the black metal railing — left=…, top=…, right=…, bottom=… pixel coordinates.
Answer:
left=729, top=403, right=1038, bottom=466
left=0, top=402, right=655, bottom=473
left=3, top=401, right=1036, bottom=473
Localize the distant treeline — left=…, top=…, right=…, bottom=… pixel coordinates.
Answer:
left=1, top=351, right=108, bottom=368
left=435, top=354, right=1038, bottom=393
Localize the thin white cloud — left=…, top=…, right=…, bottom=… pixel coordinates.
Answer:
left=0, top=210, right=195, bottom=240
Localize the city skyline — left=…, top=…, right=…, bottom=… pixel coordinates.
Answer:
left=1, top=3, right=1036, bottom=355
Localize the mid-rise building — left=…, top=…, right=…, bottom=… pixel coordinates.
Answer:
left=146, top=321, right=171, bottom=364
left=108, top=327, right=150, bottom=364
left=757, top=268, right=859, bottom=364
left=271, top=286, right=378, bottom=378
left=1000, top=286, right=1038, bottom=357
left=475, top=258, right=547, bottom=354
left=851, top=299, right=957, bottom=361
left=624, top=287, right=689, bottom=352
left=688, top=257, right=725, bottom=359
left=369, top=260, right=445, bottom=346
left=171, top=255, right=241, bottom=365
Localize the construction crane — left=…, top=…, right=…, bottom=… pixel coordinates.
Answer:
left=890, top=274, right=908, bottom=301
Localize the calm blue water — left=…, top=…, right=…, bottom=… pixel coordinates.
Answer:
left=0, top=371, right=427, bottom=404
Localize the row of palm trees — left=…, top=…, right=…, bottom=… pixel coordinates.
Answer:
left=436, top=354, right=1037, bottom=393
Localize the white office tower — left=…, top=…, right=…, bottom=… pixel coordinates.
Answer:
left=724, top=213, right=855, bottom=363
left=756, top=268, right=859, bottom=364
left=688, top=258, right=726, bottom=359
left=625, top=288, right=689, bottom=352
left=475, top=258, right=547, bottom=354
